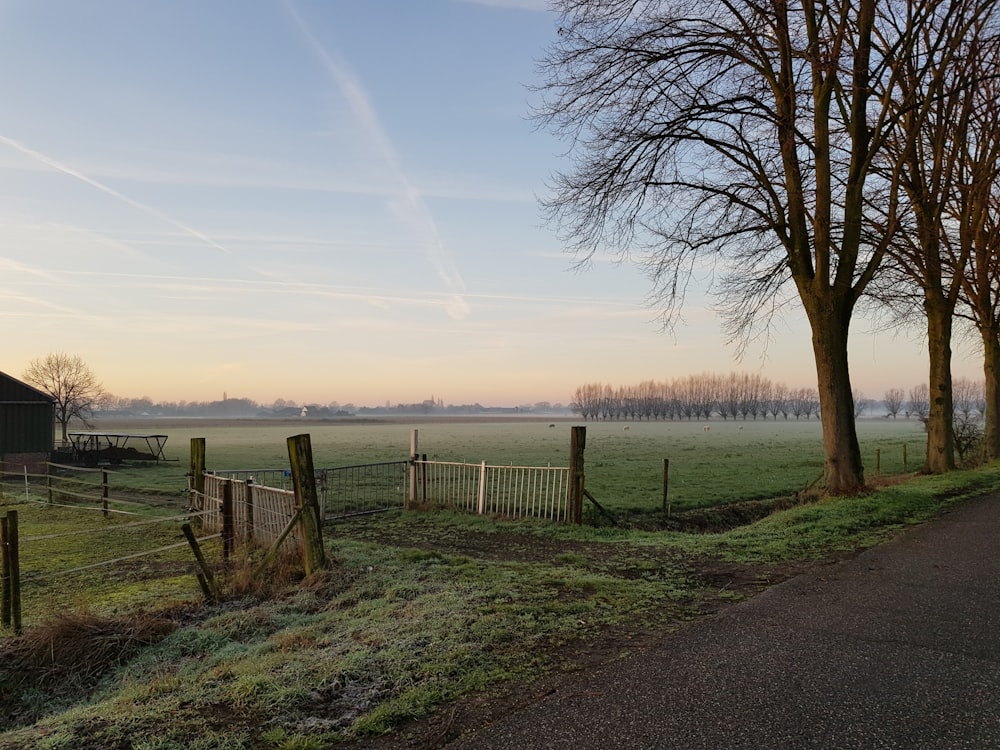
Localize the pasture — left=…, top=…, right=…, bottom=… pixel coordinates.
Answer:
left=107, top=416, right=927, bottom=513
left=1, top=416, right=927, bottom=629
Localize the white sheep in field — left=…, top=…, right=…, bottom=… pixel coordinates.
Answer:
left=703, top=425, right=710, bottom=432
left=623, top=425, right=630, bottom=431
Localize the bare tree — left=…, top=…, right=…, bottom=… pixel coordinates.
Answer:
left=908, top=383, right=931, bottom=422
left=884, top=388, right=905, bottom=419
left=769, top=382, right=790, bottom=420
left=23, top=353, right=106, bottom=443
left=535, top=0, right=957, bottom=493
left=952, top=377, right=982, bottom=422
left=953, top=38, right=1000, bottom=460
left=853, top=390, right=868, bottom=419
left=871, top=1, right=999, bottom=472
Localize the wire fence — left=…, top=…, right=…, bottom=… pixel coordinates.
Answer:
left=2, top=476, right=216, bottom=630
left=2, top=459, right=330, bottom=632
left=211, top=461, right=409, bottom=520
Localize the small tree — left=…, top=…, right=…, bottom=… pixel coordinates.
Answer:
left=23, top=353, right=106, bottom=443
left=908, top=383, right=931, bottom=422
left=884, top=388, right=905, bottom=419
left=853, top=390, right=867, bottom=419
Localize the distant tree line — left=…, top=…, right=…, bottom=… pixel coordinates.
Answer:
left=571, top=375, right=819, bottom=421
left=572, top=375, right=986, bottom=424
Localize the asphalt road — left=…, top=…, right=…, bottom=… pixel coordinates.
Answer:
left=446, top=495, right=1000, bottom=749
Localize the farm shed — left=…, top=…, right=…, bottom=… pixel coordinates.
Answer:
left=0, top=370, right=55, bottom=476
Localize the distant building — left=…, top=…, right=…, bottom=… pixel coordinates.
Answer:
left=0, top=370, right=55, bottom=476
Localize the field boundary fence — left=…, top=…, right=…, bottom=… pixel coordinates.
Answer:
left=198, top=473, right=302, bottom=553
left=209, top=460, right=409, bottom=521
left=1, top=469, right=218, bottom=633
left=194, top=426, right=586, bottom=528
left=411, top=459, right=571, bottom=522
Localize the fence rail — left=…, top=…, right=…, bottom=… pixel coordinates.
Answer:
left=201, top=474, right=301, bottom=552
left=413, top=460, right=570, bottom=522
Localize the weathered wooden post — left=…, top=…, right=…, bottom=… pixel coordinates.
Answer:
left=1, top=512, right=10, bottom=629
left=876, top=448, right=882, bottom=477
left=903, top=443, right=908, bottom=467
left=568, top=426, right=586, bottom=524
left=181, top=522, right=220, bottom=600
left=662, top=458, right=671, bottom=516
left=287, top=434, right=327, bottom=575
left=102, top=469, right=110, bottom=518
left=1, top=511, right=20, bottom=633
left=189, top=438, right=206, bottom=527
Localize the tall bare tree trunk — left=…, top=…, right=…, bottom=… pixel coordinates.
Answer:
left=982, top=325, right=1000, bottom=460
left=805, top=296, right=864, bottom=493
left=925, top=296, right=956, bottom=471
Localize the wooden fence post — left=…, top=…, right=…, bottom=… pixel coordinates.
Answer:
left=408, top=429, right=418, bottom=509
left=876, top=448, right=881, bottom=477
left=663, top=458, right=671, bottom=516
left=190, top=438, right=206, bottom=527
left=1, top=512, right=10, bottom=629
left=221, top=480, right=234, bottom=562
left=903, top=443, right=908, bottom=467
left=1, top=511, right=21, bottom=634
left=287, top=434, right=327, bottom=575
left=181, top=523, right=220, bottom=600
left=569, top=426, right=586, bottom=524
left=102, top=469, right=110, bottom=518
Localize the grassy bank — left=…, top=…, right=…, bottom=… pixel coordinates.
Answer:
left=1, top=461, right=996, bottom=750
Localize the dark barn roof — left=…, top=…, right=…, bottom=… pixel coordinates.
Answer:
left=0, top=370, right=55, bottom=404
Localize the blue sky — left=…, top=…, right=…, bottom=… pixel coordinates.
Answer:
left=0, top=0, right=978, bottom=407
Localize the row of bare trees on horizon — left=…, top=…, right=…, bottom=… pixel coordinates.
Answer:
left=572, top=376, right=988, bottom=424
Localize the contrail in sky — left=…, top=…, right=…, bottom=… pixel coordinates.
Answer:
left=281, top=0, right=471, bottom=320
left=0, top=133, right=232, bottom=255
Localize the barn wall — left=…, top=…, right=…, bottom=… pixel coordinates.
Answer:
left=0, top=402, right=55, bottom=455
left=0, top=372, right=56, bottom=464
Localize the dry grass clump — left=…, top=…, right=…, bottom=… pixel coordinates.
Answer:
left=220, top=545, right=311, bottom=599
left=0, top=610, right=177, bottom=729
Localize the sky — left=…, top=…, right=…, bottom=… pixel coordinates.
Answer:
left=0, top=0, right=984, bottom=408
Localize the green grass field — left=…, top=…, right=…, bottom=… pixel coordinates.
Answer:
left=102, top=416, right=928, bottom=512
left=1, top=416, right=929, bottom=628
